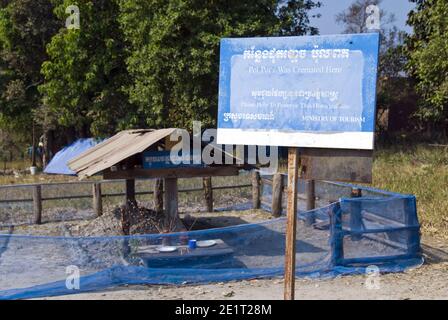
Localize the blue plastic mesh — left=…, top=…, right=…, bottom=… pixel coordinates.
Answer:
left=0, top=176, right=422, bottom=300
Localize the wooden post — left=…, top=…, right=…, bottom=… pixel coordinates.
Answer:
left=305, top=179, right=316, bottom=226
left=284, top=148, right=299, bottom=300
left=203, top=177, right=213, bottom=212
left=33, top=185, right=42, bottom=225
left=404, top=196, right=419, bottom=255
left=330, top=202, right=344, bottom=267
left=272, top=173, right=283, bottom=217
left=252, top=171, right=261, bottom=209
left=122, top=179, right=136, bottom=235
left=350, top=188, right=362, bottom=241
left=154, top=178, right=164, bottom=214
left=92, top=183, right=103, bottom=217
left=164, top=178, right=178, bottom=230
left=125, top=179, right=136, bottom=207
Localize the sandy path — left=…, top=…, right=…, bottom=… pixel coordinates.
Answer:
left=39, top=263, right=448, bottom=300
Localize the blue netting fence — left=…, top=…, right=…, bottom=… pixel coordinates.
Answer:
left=0, top=175, right=422, bottom=299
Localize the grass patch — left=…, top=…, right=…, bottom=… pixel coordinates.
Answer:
left=372, top=144, right=448, bottom=240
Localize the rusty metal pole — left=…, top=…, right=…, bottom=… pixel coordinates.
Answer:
left=284, top=147, right=299, bottom=300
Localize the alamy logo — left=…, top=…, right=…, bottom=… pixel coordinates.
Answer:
left=366, top=5, right=381, bottom=31
left=365, top=265, right=381, bottom=290
left=65, top=5, right=80, bottom=30
left=168, top=121, right=278, bottom=174
left=66, top=265, right=80, bottom=290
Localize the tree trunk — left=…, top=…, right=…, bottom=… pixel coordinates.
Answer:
left=31, top=122, right=37, bottom=167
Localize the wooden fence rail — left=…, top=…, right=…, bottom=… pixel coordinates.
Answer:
left=0, top=179, right=252, bottom=225
left=0, top=173, right=320, bottom=226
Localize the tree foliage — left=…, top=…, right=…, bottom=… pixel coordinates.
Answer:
left=118, top=0, right=321, bottom=129
left=335, top=0, right=418, bottom=139
left=406, top=0, right=448, bottom=134
left=0, top=0, right=321, bottom=154
left=0, top=0, right=60, bottom=133
left=39, top=0, right=135, bottom=137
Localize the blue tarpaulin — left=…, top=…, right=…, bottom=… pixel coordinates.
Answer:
left=44, top=138, right=100, bottom=175
left=0, top=179, right=422, bottom=300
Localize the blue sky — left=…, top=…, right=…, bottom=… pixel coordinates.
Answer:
left=310, top=0, right=416, bottom=34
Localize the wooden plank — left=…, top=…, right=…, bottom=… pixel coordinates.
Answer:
left=272, top=173, right=283, bottom=217
left=33, top=185, right=42, bottom=225
left=103, top=166, right=240, bottom=180
left=69, top=129, right=177, bottom=178
left=300, top=148, right=373, bottom=183
left=164, top=178, right=178, bottom=231
left=284, top=148, right=299, bottom=300
left=252, top=171, right=261, bottom=209
left=154, top=178, right=164, bottom=214
left=203, top=177, right=213, bottom=212
left=92, top=183, right=103, bottom=217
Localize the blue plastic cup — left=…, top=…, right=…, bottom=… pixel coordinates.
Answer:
left=188, top=240, right=197, bottom=249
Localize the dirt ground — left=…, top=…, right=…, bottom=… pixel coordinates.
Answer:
left=35, top=235, right=447, bottom=301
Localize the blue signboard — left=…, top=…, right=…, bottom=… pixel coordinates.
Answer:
left=217, top=33, right=380, bottom=150
left=142, top=151, right=204, bottom=169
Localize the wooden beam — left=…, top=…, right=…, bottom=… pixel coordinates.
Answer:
left=103, top=166, right=240, bottom=180
left=284, top=147, right=299, bottom=300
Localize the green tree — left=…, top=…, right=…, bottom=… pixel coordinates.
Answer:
left=406, top=0, right=448, bottom=137
left=118, top=0, right=321, bottom=130
left=336, top=0, right=418, bottom=141
left=0, top=0, right=60, bottom=136
left=39, top=0, right=136, bottom=138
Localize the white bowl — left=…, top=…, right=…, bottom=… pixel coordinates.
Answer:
left=197, top=240, right=217, bottom=248
left=157, top=246, right=177, bottom=253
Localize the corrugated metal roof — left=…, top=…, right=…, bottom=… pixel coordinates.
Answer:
left=68, top=129, right=176, bottom=178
